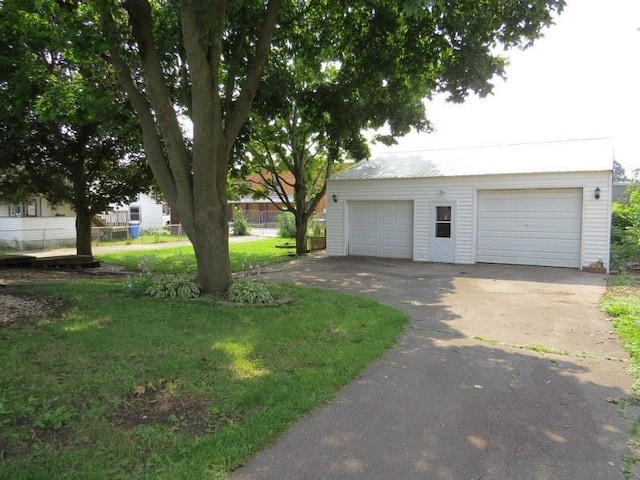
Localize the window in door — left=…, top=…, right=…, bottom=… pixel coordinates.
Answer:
left=435, top=206, right=452, bottom=238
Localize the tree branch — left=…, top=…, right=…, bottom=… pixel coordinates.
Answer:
left=224, top=0, right=283, bottom=148
left=122, top=0, right=192, bottom=210
left=104, top=49, right=178, bottom=205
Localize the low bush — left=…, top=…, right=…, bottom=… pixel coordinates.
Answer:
left=232, top=207, right=251, bottom=236
left=141, top=228, right=170, bottom=237
left=227, top=279, right=274, bottom=304
left=307, top=213, right=326, bottom=237
left=144, top=276, right=201, bottom=299
left=123, top=275, right=155, bottom=297
left=611, top=185, right=640, bottom=272
left=277, top=211, right=296, bottom=238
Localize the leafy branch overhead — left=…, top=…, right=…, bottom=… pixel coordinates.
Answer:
left=2, top=0, right=564, bottom=292
left=0, top=0, right=151, bottom=256
left=237, top=0, right=565, bottom=254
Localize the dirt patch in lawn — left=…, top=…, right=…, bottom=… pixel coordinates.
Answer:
left=0, top=287, right=71, bottom=327
left=0, top=267, right=123, bottom=327
left=110, top=381, right=232, bottom=436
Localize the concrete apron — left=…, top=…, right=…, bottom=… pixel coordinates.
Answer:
left=229, top=255, right=637, bottom=480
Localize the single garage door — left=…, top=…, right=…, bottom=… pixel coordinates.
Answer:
left=477, top=189, right=582, bottom=268
left=349, top=201, right=413, bottom=259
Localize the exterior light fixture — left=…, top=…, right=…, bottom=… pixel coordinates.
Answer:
left=332, top=194, right=338, bottom=203
left=594, top=187, right=601, bottom=200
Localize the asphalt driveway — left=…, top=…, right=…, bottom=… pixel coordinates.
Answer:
left=229, top=255, right=637, bottom=480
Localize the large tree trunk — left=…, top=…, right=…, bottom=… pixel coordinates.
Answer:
left=295, top=211, right=309, bottom=255
left=75, top=205, right=93, bottom=257
left=189, top=201, right=231, bottom=295
left=188, top=143, right=232, bottom=294
left=104, top=0, right=282, bottom=296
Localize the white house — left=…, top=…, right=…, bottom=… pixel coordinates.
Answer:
left=0, top=198, right=76, bottom=250
left=326, top=140, right=613, bottom=272
left=108, top=193, right=169, bottom=231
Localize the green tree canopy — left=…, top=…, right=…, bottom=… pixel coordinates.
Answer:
left=19, top=0, right=566, bottom=293
left=236, top=1, right=566, bottom=254
left=0, top=0, right=151, bottom=256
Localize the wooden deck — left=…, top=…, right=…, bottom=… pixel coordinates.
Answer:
left=0, top=254, right=101, bottom=269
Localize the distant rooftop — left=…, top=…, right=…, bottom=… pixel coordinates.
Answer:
left=331, top=139, right=614, bottom=181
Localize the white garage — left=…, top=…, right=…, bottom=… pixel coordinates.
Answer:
left=326, top=140, right=613, bottom=272
left=477, top=189, right=582, bottom=268
left=348, top=201, right=413, bottom=259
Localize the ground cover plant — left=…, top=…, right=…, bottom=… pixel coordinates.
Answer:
left=602, top=274, right=640, bottom=388
left=0, top=280, right=408, bottom=479
left=96, top=237, right=287, bottom=274
left=601, top=274, right=640, bottom=477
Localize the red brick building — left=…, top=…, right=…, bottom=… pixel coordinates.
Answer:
left=229, top=172, right=327, bottom=225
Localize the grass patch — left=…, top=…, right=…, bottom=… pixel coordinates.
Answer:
left=601, top=274, right=640, bottom=478
left=96, top=237, right=289, bottom=274
left=602, top=275, right=640, bottom=388
left=93, top=233, right=190, bottom=247
left=473, top=335, right=581, bottom=358
left=0, top=280, right=408, bottom=479
left=0, top=245, right=18, bottom=255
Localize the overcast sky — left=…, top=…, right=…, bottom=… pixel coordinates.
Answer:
left=370, top=0, right=640, bottom=175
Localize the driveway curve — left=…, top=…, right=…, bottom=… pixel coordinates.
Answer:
left=229, top=255, right=637, bottom=480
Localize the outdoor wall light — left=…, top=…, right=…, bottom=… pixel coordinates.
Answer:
left=332, top=194, right=338, bottom=203
left=594, top=187, right=601, bottom=200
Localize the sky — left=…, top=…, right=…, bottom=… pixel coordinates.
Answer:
left=370, top=0, right=640, bottom=175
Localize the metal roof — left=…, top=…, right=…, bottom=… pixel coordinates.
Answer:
left=331, top=139, right=614, bottom=181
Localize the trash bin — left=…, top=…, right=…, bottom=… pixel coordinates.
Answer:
left=128, top=221, right=140, bottom=239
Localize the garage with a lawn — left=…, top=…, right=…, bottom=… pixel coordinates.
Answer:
left=326, top=140, right=613, bottom=272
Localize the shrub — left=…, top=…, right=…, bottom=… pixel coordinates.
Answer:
left=141, top=228, right=170, bottom=237
left=123, top=275, right=155, bottom=297
left=227, top=279, right=274, bottom=304
left=307, top=213, right=326, bottom=236
left=232, top=207, right=251, bottom=236
left=610, top=184, right=640, bottom=272
left=144, top=276, right=201, bottom=299
left=611, top=237, right=640, bottom=273
left=277, top=211, right=296, bottom=238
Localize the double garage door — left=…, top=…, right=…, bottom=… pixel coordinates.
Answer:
left=477, top=189, right=582, bottom=268
left=348, top=201, right=413, bottom=259
left=346, top=190, right=583, bottom=268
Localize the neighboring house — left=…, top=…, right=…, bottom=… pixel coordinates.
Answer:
left=101, top=194, right=169, bottom=231
left=0, top=198, right=76, bottom=250
left=229, top=171, right=327, bottom=224
left=326, top=139, right=613, bottom=272
left=0, top=193, right=170, bottom=250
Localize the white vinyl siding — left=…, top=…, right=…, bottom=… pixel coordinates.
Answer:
left=477, top=189, right=582, bottom=268
left=348, top=201, right=413, bottom=259
left=327, top=170, right=611, bottom=271
left=0, top=216, right=76, bottom=249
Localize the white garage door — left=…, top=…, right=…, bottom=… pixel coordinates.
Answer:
left=477, top=189, right=582, bottom=268
left=349, top=201, right=413, bottom=259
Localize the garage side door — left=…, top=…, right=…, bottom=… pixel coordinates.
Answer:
left=477, top=189, right=582, bottom=268
left=349, top=201, right=413, bottom=259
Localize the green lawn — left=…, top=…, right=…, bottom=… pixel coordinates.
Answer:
left=602, top=274, right=640, bottom=387
left=93, top=233, right=190, bottom=246
left=0, top=279, right=407, bottom=479
left=96, top=237, right=290, bottom=274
